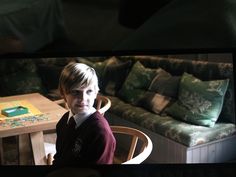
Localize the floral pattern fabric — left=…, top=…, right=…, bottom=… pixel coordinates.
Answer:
left=165, top=72, right=229, bottom=127
left=0, top=59, right=46, bottom=96
left=118, top=61, right=161, bottom=104
left=107, top=56, right=236, bottom=147
left=118, top=56, right=235, bottom=124
left=108, top=96, right=236, bottom=147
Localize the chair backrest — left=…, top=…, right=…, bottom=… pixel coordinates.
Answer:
left=111, top=126, right=153, bottom=164
left=95, top=95, right=111, bottom=115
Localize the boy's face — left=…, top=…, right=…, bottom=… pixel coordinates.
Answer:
left=63, top=84, right=97, bottom=115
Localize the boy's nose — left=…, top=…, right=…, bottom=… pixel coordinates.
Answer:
left=77, top=92, right=85, bottom=100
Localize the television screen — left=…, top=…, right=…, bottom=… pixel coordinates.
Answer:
left=1, top=53, right=235, bottom=166
left=0, top=1, right=236, bottom=176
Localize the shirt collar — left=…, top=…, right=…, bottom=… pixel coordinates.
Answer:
left=68, top=107, right=96, bottom=128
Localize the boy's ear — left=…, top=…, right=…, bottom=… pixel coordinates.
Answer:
left=60, top=92, right=67, bottom=103
left=59, top=88, right=67, bottom=102
left=62, top=94, right=67, bottom=102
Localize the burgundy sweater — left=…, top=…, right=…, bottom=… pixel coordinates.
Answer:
left=53, top=111, right=116, bottom=166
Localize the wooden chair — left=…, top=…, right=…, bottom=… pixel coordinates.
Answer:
left=111, top=126, right=153, bottom=164
left=94, top=94, right=111, bottom=116
left=46, top=96, right=152, bottom=165
left=45, top=94, right=111, bottom=165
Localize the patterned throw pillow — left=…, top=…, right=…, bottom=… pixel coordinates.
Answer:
left=102, top=60, right=132, bottom=96
left=91, top=58, right=114, bottom=80
left=118, top=61, right=159, bottom=104
left=149, top=71, right=181, bottom=99
left=77, top=57, right=115, bottom=90
left=138, top=69, right=180, bottom=114
left=138, top=92, right=172, bottom=114
left=78, top=57, right=132, bottom=95
left=166, top=72, right=229, bottom=127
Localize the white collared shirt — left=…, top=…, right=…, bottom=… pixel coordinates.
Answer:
left=67, top=107, right=97, bottom=129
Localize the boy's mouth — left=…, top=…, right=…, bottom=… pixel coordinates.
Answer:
left=76, top=103, right=87, bottom=108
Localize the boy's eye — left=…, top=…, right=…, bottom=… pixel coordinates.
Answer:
left=70, top=90, right=80, bottom=96
left=87, top=89, right=93, bottom=94
left=70, top=88, right=94, bottom=96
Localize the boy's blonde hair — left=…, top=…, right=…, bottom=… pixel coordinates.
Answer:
left=59, top=62, right=99, bottom=95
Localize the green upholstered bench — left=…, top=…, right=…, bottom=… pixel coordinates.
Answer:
left=79, top=55, right=236, bottom=163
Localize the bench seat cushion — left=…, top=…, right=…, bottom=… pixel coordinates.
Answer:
left=108, top=96, right=236, bottom=147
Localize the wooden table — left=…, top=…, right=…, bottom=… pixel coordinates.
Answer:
left=0, top=93, right=67, bottom=165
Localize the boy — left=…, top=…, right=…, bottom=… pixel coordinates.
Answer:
left=53, top=62, right=116, bottom=166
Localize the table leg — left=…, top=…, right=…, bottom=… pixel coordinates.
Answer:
left=18, top=134, right=33, bottom=165
left=30, top=131, right=47, bottom=165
